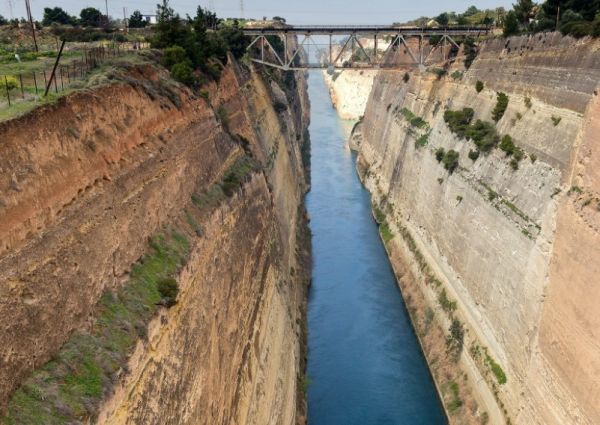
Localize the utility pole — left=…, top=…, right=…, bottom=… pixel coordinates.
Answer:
left=7, top=0, right=13, bottom=20
left=240, top=0, right=244, bottom=19
left=555, top=6, right=560, bottom=31
left=123, top=7, right=128, bottom=33
left=24, top=0, right=38, bottom=52
left=105, top=0, right=109, bottom=27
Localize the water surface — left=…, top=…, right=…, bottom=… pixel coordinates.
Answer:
left=306, top=72, right=446, bottom=425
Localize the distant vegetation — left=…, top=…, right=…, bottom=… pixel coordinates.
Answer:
left=151, top=1, right=249, bottom=87
left=396, top=2, right=599, bottom=39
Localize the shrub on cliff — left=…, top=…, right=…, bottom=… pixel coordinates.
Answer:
left=463, top=37, right=477, bottom=68
left=446, top=318, right=464, bottom=362
left=444, top=108, right=475, bottom=138
left=467, top=120, right=499, bottom=152
left=435, top=148, right=446, bottom=162
left=161, top=46, right=188, bottom=69
left=170, top=62, right=196, bottom=86
left=442, top=150, right=460, bottom=174
left=500, top=134, right=516, bottom=155
left=468, top=149, right=480, bottom=161
left=492, top=92, right=509, bottom=122
left=158, top=277, right=179, bottom=307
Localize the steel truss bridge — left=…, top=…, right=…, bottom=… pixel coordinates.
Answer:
left=242, top=25, right=491, bottom=70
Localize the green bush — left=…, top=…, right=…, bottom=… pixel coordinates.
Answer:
left=415, top=134, right=429, bottom=148
left=551, top=116, right=562, bottom=126
left=468, top=149, right=480, bottom=161
left=161, top=45, right=188, bottom=68
left=157, top=277, right=179, bottom=307
left=475, top=80, right=484, bottom=93
left=444, top=108, right=475, bottom=138
left=443, top=150, right=460, bottom=173
left=429, top=67, right=446, bottom=79
left=435, top=147, right=445, bottom=162
left=1, top=75, right=18, bottom=92
left=403, top=72, right=410, bottom=83
left=451, top=70, right=463, bottom=81
left=171, top=62, right=196, bottom=86
left=444, top=108, right=499, bottom=152
left=466, top=120, right=499, bottom=152
left=499, top=134, right=516, bottom=155
left=492, top=92, right=509, bottom=122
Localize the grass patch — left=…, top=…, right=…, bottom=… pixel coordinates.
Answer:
left=3, top=231, right=189, bottom=424
left=446, top=380, right=463, bottom=413
left=192, top=155, right=260, bottom=207
left=486, top=355, right=507, bottom=384
left=438, top=288, right=457, bottom=314
left=380, top=222, right=394, bottom=243
left=217, top=105, right=229, bottom=130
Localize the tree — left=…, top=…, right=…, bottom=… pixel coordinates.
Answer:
left=436, top=12, right=449, bottom=26
left=464, top=6, right=480, bottom=17
left=457, top=15, right=470, bottom=25
left=513, top=0, right=534, bottom=25
left=503, top=10, right=520, bottom=36
left=42, top=7, right=75, bottom=26
left=80, top=7, right=103, bottom=27
left=152, top=0, right=189, bottom=49
left=543, top=0, right=600, bottom=22
left=0, top=14, right=7, bottom=25
left=128, top=10, right=147, bottom=28
left=219, top=23, right=250, bottom=59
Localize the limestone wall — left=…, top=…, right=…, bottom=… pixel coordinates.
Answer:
left=353, top=33, right=600, bottom=424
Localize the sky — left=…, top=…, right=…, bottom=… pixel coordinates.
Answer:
left=1, top=0, right=514, bottom=24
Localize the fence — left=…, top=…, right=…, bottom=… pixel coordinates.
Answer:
left=0, top=42, right=149, bottom=111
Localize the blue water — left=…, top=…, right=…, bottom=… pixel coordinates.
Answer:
left=305, top=72, right=446, bottom=425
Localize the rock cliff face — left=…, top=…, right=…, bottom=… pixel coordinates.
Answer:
left=0, top=55, right=310, bottom=424
left=323, top=70, right=377, bottom=120
left=350, top=33, right=600, bottom=424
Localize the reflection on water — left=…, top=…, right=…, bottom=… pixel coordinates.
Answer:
left=306, top=71, right=446, bottom=425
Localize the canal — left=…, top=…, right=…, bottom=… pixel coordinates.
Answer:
left=305, top=71, right=446, bottom=425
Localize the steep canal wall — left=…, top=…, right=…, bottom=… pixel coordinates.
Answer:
left=0, top=54, right=311, bottom=424
left=347, top=32, right=600, bottom=424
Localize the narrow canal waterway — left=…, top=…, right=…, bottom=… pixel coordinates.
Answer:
left=305, top=72, right=446, bottom=425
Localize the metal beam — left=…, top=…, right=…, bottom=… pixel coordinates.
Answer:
left=244, top=25, right=489, bottom=70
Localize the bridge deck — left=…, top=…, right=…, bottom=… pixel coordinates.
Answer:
left=242, top=25, right=491, bottom=36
